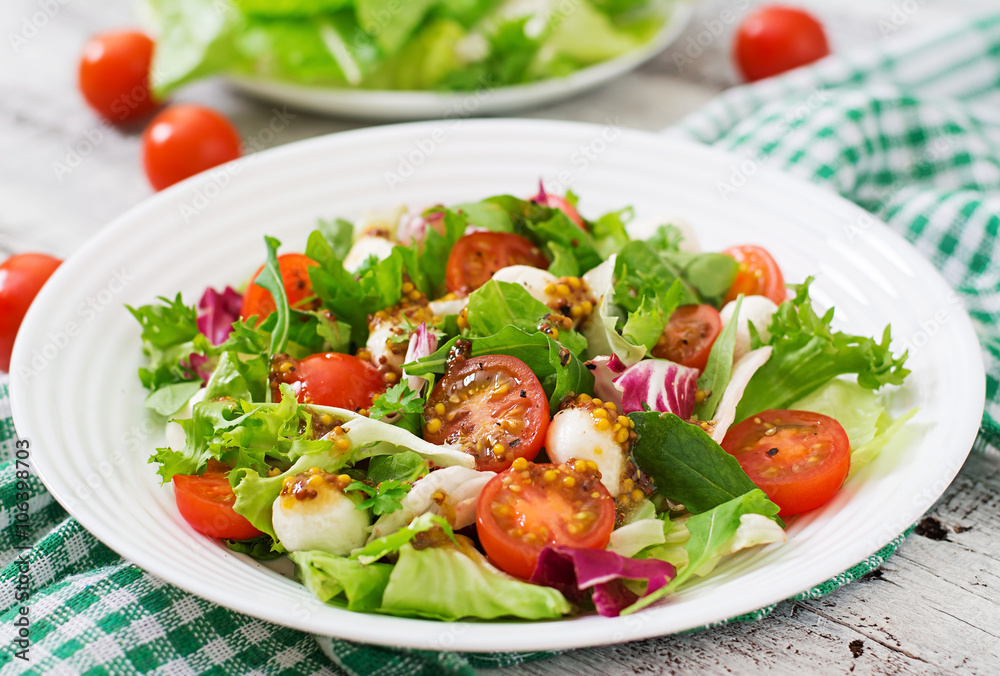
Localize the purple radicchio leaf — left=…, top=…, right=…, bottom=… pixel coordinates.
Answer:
left=182, top=352, right=213, bottom=385
left=530, top=545, right=676, bottom=617
left=612, top=359, right=699, bottom=417
left=197, top=286, right=243, bottom=345
left=403, top=322, right=439, bottom=394
left=585, top=354, right=628, bottom=408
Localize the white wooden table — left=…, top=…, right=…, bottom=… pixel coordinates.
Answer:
left=2, top=0, right=998, bottom=673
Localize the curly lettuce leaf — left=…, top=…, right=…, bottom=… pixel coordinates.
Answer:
left=735, top=279, right=910, bottom=422
left=290, top=550, right=393, bottom=612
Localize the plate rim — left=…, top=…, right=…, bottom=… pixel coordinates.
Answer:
left=9, top=118, right=986, bottom=653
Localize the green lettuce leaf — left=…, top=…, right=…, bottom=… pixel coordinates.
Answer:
left=792, top=379, right=918, bottom=477
left=580, top=257, right=646, bottom=365
left=735, top=279, right=910, bottom=422
left=203, top=351, right=268, bottom=402
left=380, top=535, right=571, bottom=620
left=693, top=295, right=742, bottom=421
left=465, top=280, right=588, bottom=354
left=629, top=411, right=759, bottom=514
left=290, top=550, right=393, bottom=612
left=626, top=489, right=781, bottom=614
left=590, top=207, right=632, bottom=259
left=365, top=451, right=428, bottom=485
left=353, top=512, right=454, bottom=565
left=621, top=278, right=684, bottom=350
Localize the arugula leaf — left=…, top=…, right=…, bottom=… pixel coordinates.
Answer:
left=590, top=207, right=632, bottom=259
left=405, top=208, right=467, bottom=297
left=254, top=236, right=291, bottom=356
left=225, top=534, right=282, bottom=561
left=645, top=223, right=685, bottom=255
left=366, top=451, right=428, bottom=485
left=694, top=295, right=742, bottom=421
left=629, top=411, right=759, bottom=514
left=734, top=279, right=910, bottom=422
left=406, top=326, right=594, bottom=407
left=625, top=489, right=780, bottom=614
left=453, top=201, right=515, bottom=233
left=522, top=209, right=603, bottom=274
left=621, top=278, right=684, bottom=350
left=316, top=218, right=355, bottom=260
left=346, top=479, right=412, bottom=516
left=369, top=383, right=425, bottom=420
left=546, top=241, right=580, bottom=277
left=353, top=512, right=455, bottom=565
left=613, top=242, right=699, bottom=313
left=128, top=294, right=207, bottom=392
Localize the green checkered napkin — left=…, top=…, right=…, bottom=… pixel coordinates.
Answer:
left=3, top=13, right=999, bottom=674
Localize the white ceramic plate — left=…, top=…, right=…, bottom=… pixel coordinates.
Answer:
left=227, top=3, right=693, bottom=120
left=10, top=120, right=984, bottom=653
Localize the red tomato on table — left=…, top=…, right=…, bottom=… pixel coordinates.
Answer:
left=721, top=409, right=851, bottom=516
left=78, top=30, right=159, bottom=122
left=445, top=232, right=548, bottom=294
left=723, top=245, right=786, bottom=306
left=651, top=304, right=722, bottom=373
left=0, top=253, right=62, bottom=373
left=172, top=462, right=262, bottom=540
left=423, top=354, right=549, bottom=472
left=735, top=6, right=830, bottom=82
left=142, top=104, right=242, bottom=191
left=477, top=460, right=616, bottom=579
left=240, top=253, right=318, bottom=323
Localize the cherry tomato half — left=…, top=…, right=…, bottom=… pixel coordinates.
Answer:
left=142, top=104, right=242, bottom=191
left=651, top=304, right=722, bottom=373
left=722, top=409, right=850, bottom=516
left=445, top=232, right=549, bottom=294
left=735, top=6, right=830, bottom=82
left=272, top=352, right=385, bottom=412
left=477, top=460, right=615, bottom=579
left=240, top=253, right=319, bottom=323
left=423, top=354, right=549, bottom=472
left=78, top=30, right=159, bottom=122
left=0, top=253, right=62, bottom=373
left=723, top=245, right=786, bottom=306
left=172, top=462, right=263, bottom=540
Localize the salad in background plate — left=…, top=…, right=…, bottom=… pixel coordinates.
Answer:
left=129, top=185, right=914, bottom=621
left=147, top=0, right=676, bottom=96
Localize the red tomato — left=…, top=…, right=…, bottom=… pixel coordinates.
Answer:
left=723, top=245, right=786, bottom=306
left=78, top=30, right=159, bottom=122
left=272, top=353, right=385, bottom=412
left=722, top=409, right=851, bottom=516
left=142, top=104, right=242, bottom=191
left=0, top=253, right=62, bottom=373
left=423, top=354, right=549, bottom=472
left=240, top=253, right=319, bottom=323
left=735, top=6, right=830, bottom=82
left=445, top=232, right=549, bottom=294
left=650, top=304, right=722, bottom=372
left=477, top=460, right=615, bottom=579
left=172, top=464, right=263, bottom=540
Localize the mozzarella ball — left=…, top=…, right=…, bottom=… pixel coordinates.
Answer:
left=164, top=387, right=207, bottom=451
left=272, top=478, right=370, bottom=555
left=491, top=265, right=558, bottom=306
left=365, top=319, right=408, bottom=371
left=545, top=408, right=627, bottom=497
left=720, top=296, right=778, bottom=363
left=344, top=236, right=397, bottom=273
left=354, top=205, right=407, bottom=239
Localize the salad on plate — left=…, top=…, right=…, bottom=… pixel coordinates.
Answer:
left=130, top=185, right=914, bottom=621
left=147, top=0, right=675, bottom=96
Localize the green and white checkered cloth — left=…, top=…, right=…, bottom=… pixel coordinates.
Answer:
left=3, top=13, right=999, bottom=674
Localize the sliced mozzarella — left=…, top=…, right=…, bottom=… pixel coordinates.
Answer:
left=344, top=235, right=397, bottom=273
left=369, top=467, right=495, bottom=541
left=545, top=408, right=626, bottom=497
left=354, top=205, right=408, bottom=239
left=491, top=265, right=558, bottom=306
left=272, top=486, right=370, bottom=555
left=164, top=387, right=207, bottom=451
left=720, top=296, right=777, bottom=363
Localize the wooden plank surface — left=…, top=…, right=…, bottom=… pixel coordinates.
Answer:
left=2, top=0, right=998, bottom=673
